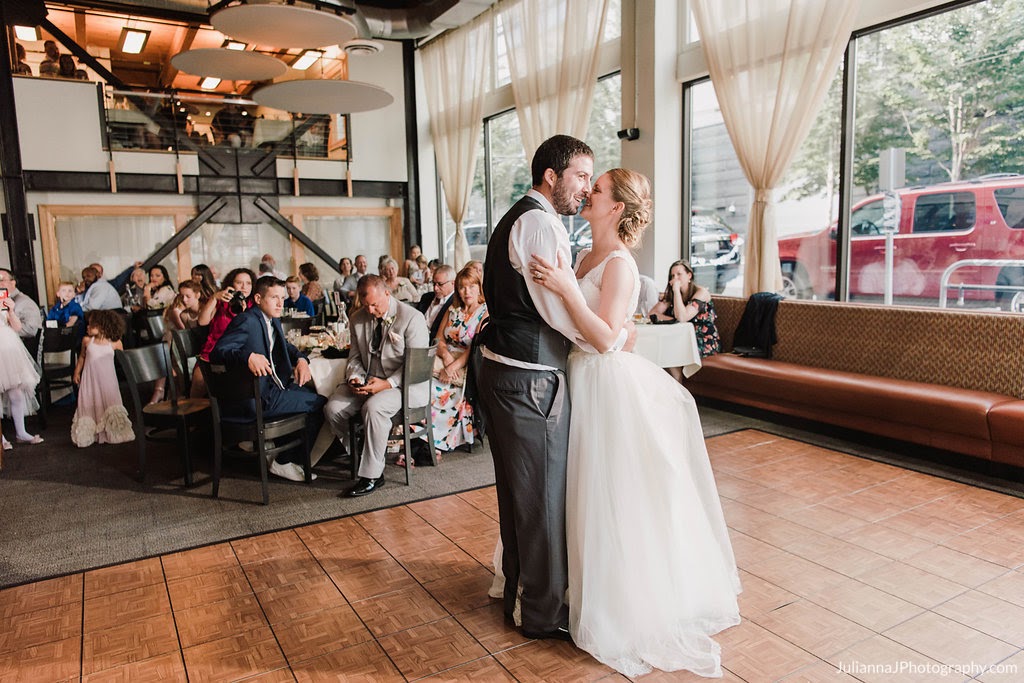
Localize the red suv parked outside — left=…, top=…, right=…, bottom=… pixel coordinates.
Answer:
left=777, top=176, right=1024, bottom=309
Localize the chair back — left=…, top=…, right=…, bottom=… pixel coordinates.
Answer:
left=198, top=359, right=258, bottom=402
left=144, top=312, right=167, bottom=343
left=170, top=326, right=208, bottom=393
left=116, top=343, right=178, bottom=420
left=42, top=325, right=79, bottom=353
left=402, top=345, right=436, bottom=392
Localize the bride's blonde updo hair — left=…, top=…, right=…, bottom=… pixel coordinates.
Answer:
left=607, top=168, right=652, bottom=247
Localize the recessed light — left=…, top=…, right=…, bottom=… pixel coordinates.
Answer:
left=199, top=77, right=221, bottom=90
left=223, top=40, right=247, bottom=51
left=118, top=28, right=150, bottom=55
left=15, top=26, right=41, bottom=42
left=291, top=50, right=322, bottom=71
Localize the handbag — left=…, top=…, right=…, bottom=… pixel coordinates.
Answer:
left=432, top=354, right=466, bottom=387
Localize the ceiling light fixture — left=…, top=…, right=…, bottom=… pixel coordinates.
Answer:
left=222, top=40, right=247, bottom=51
left=118, top=28, right=150, bottom=55
left=14, top=26, right=41, bottom=42
left=291, top=50, right=322, bottom=71
left=199, top=76, right=222, bottom=90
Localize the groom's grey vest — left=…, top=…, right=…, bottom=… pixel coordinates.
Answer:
left=481, top=195, right=571, bottom=370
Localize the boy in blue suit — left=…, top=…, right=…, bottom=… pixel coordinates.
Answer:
left=284, top=276, right=315, bottom=317
left=211, top=276, right=326, bottom=481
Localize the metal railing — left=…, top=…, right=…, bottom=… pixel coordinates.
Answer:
left=938, top=259, right=1024, bottom=308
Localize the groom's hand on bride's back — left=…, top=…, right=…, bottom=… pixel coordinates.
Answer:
left=623, top=321, right=637, bottom=352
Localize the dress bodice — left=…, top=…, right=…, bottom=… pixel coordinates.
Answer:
left=575, top=249, right=640, bottom=319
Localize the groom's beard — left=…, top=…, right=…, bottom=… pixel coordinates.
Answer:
left=551, top=176, right=585, bottom=216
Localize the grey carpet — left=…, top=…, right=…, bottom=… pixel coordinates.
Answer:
left=2, top=399, right=1020, bottom=589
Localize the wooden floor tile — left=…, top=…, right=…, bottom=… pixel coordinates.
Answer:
left=296, top=516, right=376, bottom=549
left=398, top=543, right=481, bottom=584
left=827, top=634, right=950, bottom=683
left=180, top=625, right=286, bottom=683
left=456, top=487, right=499, bottom=518
left=744, top=552, right=848, bottom=599
left=840, top=523, right=935, bottom=560
left=777, top=659, right=862, bottom=682
left=735, top=569, right=799, bottom=620
left=417, top=655, right=517, bottom=681
left=160, top=543, right=238, bottom=583
left=422, top=564, right=497, bottom=615
left=977, top=649, right=1024, bottom=682
left=83, top=612, right=179, bottom=675
left=351, top=584, right=449, bottom=637
left=166, top=564, right=252, bottom=610
left=353, top=505, right=427, bottom=535
left=174, top=593, right=269, bottom=648
left=271, top=603, right=373, bottom=664
left=242, top=554, right=326, bottom=593
left=978, top=570, right=1024, bottom=608
left=934, top=590, right=1024, bottom=647
left=942, top=525, right=1024, bottom=568
left=84, top=581, right=171, bottom=633
left=806, top=577, right=923, bottom=632
left=494, top=639, right=614, bottom=682
left=780, top=504, right=869, bottom=537
left=378, top=616, right=487, bottom=680
left=0, top=635, right=81, bottom=683
left=0, top=600, right=81, bottom=654
left=327, top=556, right=417, bottom=602
left=751, top=600, right=873, bottom=659
left=256, top=573, right=348, bottom=627
left=903, top=545, right=1008, bottom=587
left=0, top=574, right=82, bottom=619
left=81, top=652, right=186, bottom=682
left=455, top=532, right=501, bottom=568
left=859, top=561, right=966, bottom=608
left=231, top=529, right=307, bottom=565
left=884, top=611, right=1017, bottom=669
left=717, top=620, right=818, bottom=682
left=454, top=602, right=530, bottom=655
left=85, top=558, right=164, bottom=599
left=291, top=640, right=403, bottom=682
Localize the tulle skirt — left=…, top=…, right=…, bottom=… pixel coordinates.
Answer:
left=565, top=349, right=741, bottom=678
left=0, top=324, right=41, bottom=417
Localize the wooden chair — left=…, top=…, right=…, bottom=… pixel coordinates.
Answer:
left=38, top=324, right=79, bottom=414
left=116, top=344, right=211, bottom=485
left=170, top=326, right=208, bottom=397
left=198, top=360, right=312, bottom=505
left=348, top=344, right=437, bottom=485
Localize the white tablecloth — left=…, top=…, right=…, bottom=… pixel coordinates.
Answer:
left=633, top=322, right=702, bottom=378
left=307, top=351, right=347, bottom=397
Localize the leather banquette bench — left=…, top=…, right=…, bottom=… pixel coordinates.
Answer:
left=685, top=297, right=1024, bottom=468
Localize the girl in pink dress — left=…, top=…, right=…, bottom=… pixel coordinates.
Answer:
left=71, top=310, right=134, bottom=447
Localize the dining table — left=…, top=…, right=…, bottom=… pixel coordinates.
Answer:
left=633, top=320, right=702, bottom=378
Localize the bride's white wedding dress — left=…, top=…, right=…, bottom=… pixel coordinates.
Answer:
left=566, top=249, right=740, bottom=677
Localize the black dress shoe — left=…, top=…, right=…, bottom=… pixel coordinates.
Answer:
left=343, top=475, right=384, bottom=497
left=521, top=626, right=573, bottom=643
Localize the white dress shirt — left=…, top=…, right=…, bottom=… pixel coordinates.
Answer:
left=81, top=279, right=124, bottom=312
left=425, top=292, right=452, bottom=332
left=483, top=189, right=626, bottom=370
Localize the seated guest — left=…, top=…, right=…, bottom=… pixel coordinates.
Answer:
left=198, top=267, right=254, bottom=361
left=259, top=254, right=286, bottom=280
left=284, top=276, right=315, bottom=317
left=332, top=257, right=359, bottom=300
left=401, top=244, right=422, bottom=279
left=39, top=40, right=59, bottom=77
left=14, top=44, right=32, bottom=76
left=122, top=267, right=147, bottom=311
left=649, top=259, right=720, bottom=380
left=324, top=275, right=429, bottom=497
left=191, top=264, right=218, bottom=302
left=429, top=265, right=488, bottom=456
left=164, top=280, right=203, bottom=335
left=416, top=264, right=455, bottom=341
left=142, top=265, right=175, bottom=310
left=211, top=276, right=326, bottom=482
left=298, top=262, right=325, bottom=302
left=380, top=257, right=419, bottom=303
left=91, top=261, right=142, bottom=298
left=464, top=259, right=484, bottom=284
left=79, top=266, right=123, bottom=312
left=353, top=254, right=369, bottom=280
left=0, top=269, right=41, bottom=340
left=410, top=255, right=431, bottom=291
left=47, top=281, right=84, bottom=329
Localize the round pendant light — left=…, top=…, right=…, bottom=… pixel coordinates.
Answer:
left=253, top=79, right=394, bottom=115
left=171, top=48, right=288, bottom=81
left=212, top=4, right=358, bottom=49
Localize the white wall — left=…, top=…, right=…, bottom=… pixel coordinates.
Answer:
left=347, top=39, right=408, bottom=182
left=14, top=78, right=109, bottom=172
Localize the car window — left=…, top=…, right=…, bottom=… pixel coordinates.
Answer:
left=994, top=186, right=1024, bottom=229
left=850, top=200, right=885, bottom=235
left=911, top=192, right=975, bottom=233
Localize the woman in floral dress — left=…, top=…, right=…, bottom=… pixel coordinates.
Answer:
left=649, top=259, right=720, bottom=381
left=430, top=265, right=488, bottom=454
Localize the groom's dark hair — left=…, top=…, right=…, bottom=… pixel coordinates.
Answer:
left=531, top=135, right=594, bottom=186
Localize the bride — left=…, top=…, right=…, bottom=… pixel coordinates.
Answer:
left=529, top=168, right=741, bottom=678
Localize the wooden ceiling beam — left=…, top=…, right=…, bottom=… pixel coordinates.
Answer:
left=160, top=23, right=198, bottom=89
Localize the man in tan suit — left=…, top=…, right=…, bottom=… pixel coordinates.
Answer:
left=324, top=274, right=429, bottom=497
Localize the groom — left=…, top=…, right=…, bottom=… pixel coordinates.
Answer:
left=477, top=135, right=629, bottom=640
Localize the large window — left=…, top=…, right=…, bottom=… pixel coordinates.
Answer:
left=440, top=73, right=623, bottom=266
left=687, top=0, right=1024, bottom=311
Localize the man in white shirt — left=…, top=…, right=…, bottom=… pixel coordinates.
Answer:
left=353, top=254, right=369, bottom=279
left=415, top=264, right=455, bottom=341
left=476, top=135, right=629, bottom=643
left=79, top=266, right=123, bottom=312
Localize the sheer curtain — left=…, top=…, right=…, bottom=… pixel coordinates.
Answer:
left=499, top=0, right=609, bottom=160
left=691, top=0, right=860, bottom=295
left=421, top=12, right=493, bottom=269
